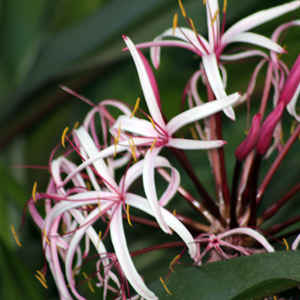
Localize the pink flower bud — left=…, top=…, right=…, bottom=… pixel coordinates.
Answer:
left=256, top=101, right=284, bottom=155
left=279, top=54, right=300, bottom=106
left=235, top=113, right=262, bottom=161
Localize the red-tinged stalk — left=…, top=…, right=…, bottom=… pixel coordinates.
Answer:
left=258, top=183, right=300, bottom=225
left=259, top=60, right=274, bottom=118
left=266, top=215, right=300, bottom=236
left=257, top=123, right=300, bottom=204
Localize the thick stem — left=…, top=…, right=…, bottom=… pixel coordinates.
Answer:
left=247, top=155, right=262, bottom=227
left=230, top=160, right=242, bottom=228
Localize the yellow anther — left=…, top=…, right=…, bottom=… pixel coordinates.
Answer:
left=178, top=0, right=186, bottom=18
left=172, top=13, right=178, bottom=35
left=86, top=181, right=92, bottom=191
left=189, top=126, right=199, bottom=140
left=159, top=277, right=172, bottom=295
left=273, top=295, right=278, bottom=300
left=189, top=18, right=198, bottom=39
left=117, top=122, right=122, bottom=142
left=73, top=121, right=79, bottom=129
left=83, top=272, right=95, bottom=293
left=172, top=209, right=176, bottom=216
left=150, top=137, right=158, bottom=152
left=203, top=0, right=206, bottom=5
left=290, top=120, right=296, bottom=135
left=211, top=9, right=220, bottom=26
left=98, top=197, right=102, bottom=216
left=280, top=128, right=285, bottom=147
left=32, top=181, right=37, bottom=203
left=128, top=138, right=138, bottom=162
left=130, top=97, right=140, bottom=118
left=169, top=254, right=180, bottom=270
left=127, top=204, right=132, bottom=226
left=44, top=229, right=51, bottom=245
left=114, top=136, right=118, bottom=157
left=148, top=115, right=156, bottom=130
left=97, top=231, right=102, bottom=249
left=36, top=270, right=46, bottom=283
left=61, top=126, right=69, bottom=148
left=10, top=225, right=22, bottom=247
left=88, top=204, right=93, bottom=209
left=35, top=274, right=48, bottom=289
left=283, top=238, right=289, bottom=250
left=223, top=0, right=227, bottom=13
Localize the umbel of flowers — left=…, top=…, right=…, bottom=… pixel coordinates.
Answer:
left=19, top=0, right=300, bottom=299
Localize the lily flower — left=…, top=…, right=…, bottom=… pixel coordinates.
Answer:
left=135, top=0, right=300, bottom=119
left=115, top=36, right=240, bottom=233
left=46, top=126, right=197, bottom=300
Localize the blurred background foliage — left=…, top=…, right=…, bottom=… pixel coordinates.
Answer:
left=0, top=0, right=299, bottom=299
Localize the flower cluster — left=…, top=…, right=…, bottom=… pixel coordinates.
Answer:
left=24, top=1, right=300, bottom=299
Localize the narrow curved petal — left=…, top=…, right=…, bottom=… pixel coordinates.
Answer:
left=223, top=32, right=285, bottom=53
left=123, top=36, right=166, bottom=129
left=112, top=115, right=156, bottom=137
left=143, top=146, right=171, bottom=234
left=167, top=92, right=240, bottom=135
left=206, top=0, right=220, bottom=49
left=126, top=194, right=197, bottom=259
left=110, top=205, right=158, bottom=300
left=222, top=1, right=300, bottom=43
left=202, top=53, right=236, bottom=119
left=221, top=49, right=269, bottom=61
left=218, top=228, right=275, bottom=252
left=75, top=127, right=119, bottom=193
left=167, top=138, right=225, bottom=150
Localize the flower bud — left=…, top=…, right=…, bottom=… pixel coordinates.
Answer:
left=235, top=113, right=261, bottom=161
left=256, top=101, right=284, bottom=155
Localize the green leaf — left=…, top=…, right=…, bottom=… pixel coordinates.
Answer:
left=150, top=251, right=300, bottom=299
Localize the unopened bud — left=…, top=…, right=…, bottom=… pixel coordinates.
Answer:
left=235, top=113, right=261, bottom=161
left=256, top=101, right=284, bottom=155
left=279, top=54, right=300, bottom=106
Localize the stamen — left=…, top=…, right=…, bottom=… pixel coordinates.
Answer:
left=128, top=138, right=138, bottom=162
left=117, top=122, right=122, bottom=141
left=159, top=277, right=172, bottom=295
left=127, top=204, right=132, bottom=226
left=98, top=197, right=102, bottom=216
left=169, top=254, right=180, bottom=271
left=203, top=0, right=206, bottom=5
left=273, top=295, right=278, bottom=300
left=178, top=0, right=186, bottom=18
left=83, top=272, right=95, bottom=293
left=189, top=126, right=199, bottom=140
left=61, top=126, right=69, bottom=148
left=35, top=274, right=48, bottom=289
left=283, top=238, right=289, bottom=250
left=73, top=121, right=79, bottom=129
left=86, top=181, right=91, bottom=191
left=32, top=181, right=37, bottom=202
left=10, top=225, right=22, bottom=247
left=211, top=9, right=219, bottom=26
left=150, top=137, right=158, bottom=152
left=114, top=136, right=118, bottom=157
left=223, top=0, right=227, bottom=13
left=88, top=204, right=93, bottom=209
left=36, top=270, right=46, bottom=283
left=189, top=18, right=198, bottom=39
left=97, top=231, right=102, bottom=249
left=44, top=229, right=51, bottom=245
left=148, top=115, right=156, bottom=130
left=172, top=13, right=178, bottom=35
left=130, top=97, right=140, bottom=118
left=290, top=120, right=296, bottom=135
